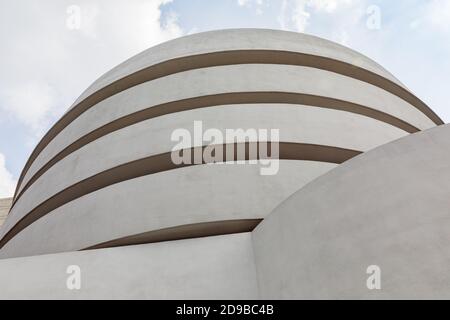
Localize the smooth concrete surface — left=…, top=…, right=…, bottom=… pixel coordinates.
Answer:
left=21, top=104, right=406, bottom=196
left=252, top=124, right=450, bottom=299
left=6, top=105, right=408, bottom=240
left=16, top=102, right=407, bottom=199
left=72, top=29, right=408, bottom=107
left=4, top=118, right=450, bottom=299
left=1, top=29, right=447, bottom=299
left=0, top=198, right=12, bottom=227
left=20, top=63, right=432, bottom=195
left=17, top=28, right=441, bottom=216
left=0, top=233, right=259, bottom=300
left=0, top=161, right=336, bottom=258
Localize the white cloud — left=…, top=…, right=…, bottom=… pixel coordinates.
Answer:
left=1, top=82, right=57, bottom=136
left=414, top=0, right=450, bottom=32
left=309, top=0, right=353, bottom=12
left=292, top=1, right=310, bottom=32
left=0, top=0, right=183, bottom=139
left=238, top=0, right=250, bottom=5
left=238, top=0, right=264, bottom=6
left=0, top=153, right=17, bottom=198
left=278, top=0, right=358, bottom=33
left=237, top=0, right=265, bottom=14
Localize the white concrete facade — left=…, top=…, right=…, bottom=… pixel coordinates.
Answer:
left=0, top=29, right=446, bottom=299
left=252, top=124, right=450, bottom=299
left=0, top=233, right=259, bottom=300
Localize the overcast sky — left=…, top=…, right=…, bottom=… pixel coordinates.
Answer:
left=0, top=0, right=449, bottom=197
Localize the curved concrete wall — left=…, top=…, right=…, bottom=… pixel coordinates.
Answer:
left=1, top=29, right=442, bottom=261
left=0, top=161, right=337, bottom=258
left=0, top=233, right=258, bottom=300
left=0, top=29, right=447, bottom=299
left=252, top=124, right=450, bottom=299
left=3, top=124, right=450, bottom=299
left=74, top=28, right=409, bottom=103
left=1, top=106, right=407, bottom=253
left=17, top=63, right=428, bottom=199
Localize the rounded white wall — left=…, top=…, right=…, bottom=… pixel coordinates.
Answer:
left=1, top=29, right=441, bottom=259
left=253, top=124, right=450, bottom=299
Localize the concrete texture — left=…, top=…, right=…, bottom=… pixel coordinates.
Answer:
left=5, top=29, right=433, bottom=255
left=17, top=28, right=441, bottom=212
left=0, top=29, right=446, bottom=299
left=72, top=29, right=408, bottom=106
left=3, top=122, right=450, bottom=299
left=21, top=64, right=430, bottom=196
left=0, top=161, right=336, bottom=258
left=5, top=105, right=407, bottom=243
left=252, top=124, right=450, bottom=299
left=25, top=65, right=434, bottom=192
left=0, top=233, right=259, bottom=300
